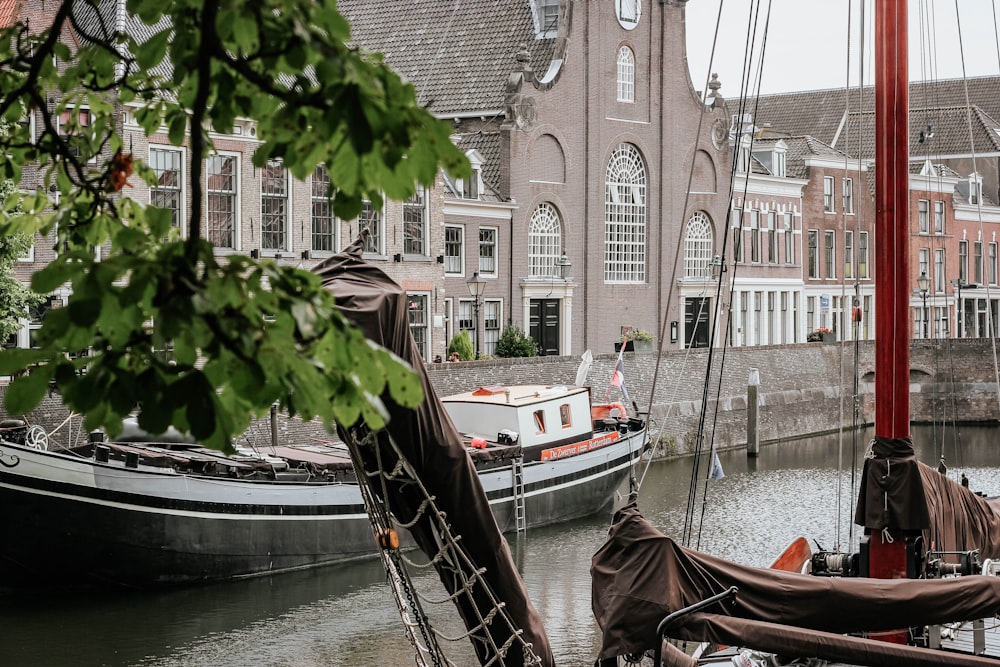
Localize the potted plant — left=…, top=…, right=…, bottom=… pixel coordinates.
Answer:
left=808, top=327, right=834, bottom=344
left=618, top=328, right=655, bottom=353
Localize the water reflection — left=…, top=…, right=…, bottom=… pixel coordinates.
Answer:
left=3, top=425, right=999, bottom=666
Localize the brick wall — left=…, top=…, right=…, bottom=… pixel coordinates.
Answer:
left=5, top=339, right=999, bottom=457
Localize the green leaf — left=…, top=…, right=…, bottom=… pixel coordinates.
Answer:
left=4, top=364, right=55, bottom=415
left=0, top=348, right=51, bottom=375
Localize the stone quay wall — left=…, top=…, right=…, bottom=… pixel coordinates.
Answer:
left=3, top=339, right=999, bottom=457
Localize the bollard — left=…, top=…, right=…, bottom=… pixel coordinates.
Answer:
left=747, top=367, right=760, bottom=458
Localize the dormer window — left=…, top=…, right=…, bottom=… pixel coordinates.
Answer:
left=462, top=149, right=484, bottom=200
left=772, top=147, right=786, bottom=177
left=970, top=174, right=983, bottom=205
left=532, top=0, right=559, bottom=38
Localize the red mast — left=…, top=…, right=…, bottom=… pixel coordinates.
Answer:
left=870, top=0, right=910, bottom=639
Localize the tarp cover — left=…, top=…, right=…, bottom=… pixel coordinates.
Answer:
left=854, top=436, right=930, bottom=531
left=920, top=461, right=1000, bottom=559
left=316, top=239, right=553, bottom=666
left=592, top=498, right=1000, bottom=667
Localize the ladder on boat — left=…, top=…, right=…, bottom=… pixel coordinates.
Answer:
left=512, top=455, right=526, bottom=533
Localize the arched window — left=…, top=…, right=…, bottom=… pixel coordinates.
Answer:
left=684, top=211, right=714, bottom=278
left=617, top=46, right=635, bottom=103
left=528, top=203, right=562, bottom=277
left=604, top=143, right=646, bottom=282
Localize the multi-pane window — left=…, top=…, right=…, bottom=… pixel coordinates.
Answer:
left=479, top=227, right=497, bottom=275
left=445, top=225, right=463, bottom=274
left=311, top=165, right=335, bottom=252
left=616, top=46, right=635, bottom=103
left=261, top=159, right=288, bottom=251
left=407, top=293, right=429, bottom=360
left=749, top=210, right=760, bottom=263
left=534, top=0, right=559, bottom=36
left=859, top=231, right=869, bottom=279
left=934, top=200, right=945, bottom=234
left=732, top=208, right=743, bottom=263
left=975, top=241, right=984, bottom=284
left=58, top=106, right=94, bottom=161
left=767, top=212, right=777, bottom=263
left=483, top=300, right=501, bottom=357
left=529, top=203, right=562, bottom=277
left=844, top=230, right=854, bottom=278
left=683, top=211, right=713, bottom=278
left=807, top=230, right=819, bottom=278
left=604, top=143, right=646, bottom=282
left=824, top=230, right=835, bottom=279
left=935, top=249, right=946, bottom=294
left=458, top=299, right=475, bottom=348
left=991, top=242, right=998, bottom=285
left=783, top=212, right=794, bottom=264
left=206, top=154, right=237, bottom=249
left=358, top=198, right=382, bottom=254
left=149, top=147, right=182, bottom=230
left=823, top=176, right=835, bottom=212
left=918, top=248, right=930, bottom=285
left=959, top=240, right=969, bottom=283
left=918, top=199, right=929, bottom=233
left=403, top=186, right=427, bottom=256
left=842, top=178, right=854, bottom=214
left=970, top=178, right=981, bottom=205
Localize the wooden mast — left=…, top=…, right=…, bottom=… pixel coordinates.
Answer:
left=871, top=0, right=910, bottom=639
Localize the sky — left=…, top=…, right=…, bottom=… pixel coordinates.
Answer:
left=685, top=0, right=1000, bottom=96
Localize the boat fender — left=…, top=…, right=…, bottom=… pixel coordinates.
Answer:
left=470, top=436, right=488, bottom=449
left=376, top=529, right=400, bottom=551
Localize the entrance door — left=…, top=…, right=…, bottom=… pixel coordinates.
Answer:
left=684, top=297, right=711, bottom=348
left=529, top=299, right=560, bottom=356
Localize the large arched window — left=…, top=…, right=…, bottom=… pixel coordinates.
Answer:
left=616, top=46, right=635, bottom=103
left=528, top=203, right=563, bottom=277
left=604, top=143, right=646, bottom=282
left=684, top=211, right=714, bottom=278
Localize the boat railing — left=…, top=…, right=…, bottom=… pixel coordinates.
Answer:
left=652, top=586, right=738, bottom=667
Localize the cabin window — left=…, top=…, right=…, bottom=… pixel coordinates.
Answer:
left=559, top=403, right=571, bottom=428
left=533, top=410, right=546, bottom=434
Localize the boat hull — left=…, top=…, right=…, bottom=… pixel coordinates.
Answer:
left=0, top=429, right=643, bottom=589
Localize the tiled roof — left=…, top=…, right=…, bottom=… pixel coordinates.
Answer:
left=0, top=0, right=20, bottom=28
left=842, top=106, right=1000, bottom=163
left=752, top=76, right=1000, bottom=160
left=781, top=135, right=851, bottom=179
left=451, top=130, right=504, bottom=201
left=338, top=0, right=556, bottom=116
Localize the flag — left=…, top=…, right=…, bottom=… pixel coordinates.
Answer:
left=710, top=451, right=725, bottom=481
left=610, top=357, right=630, bottom=402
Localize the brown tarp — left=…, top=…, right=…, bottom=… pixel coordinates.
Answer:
left=592, top=499, right=1000, bottom=666
left=315, top=239, right=553, bottom=667
left=920, top=461, right=1000, bottom=559
left=854, top=436, right=931, bottom=531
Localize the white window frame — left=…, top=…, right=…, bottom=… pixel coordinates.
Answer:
left=859, top=231, right=869, bottom=279
left=616, top=46, right=635, bottom=103
left=261, top=158, right=289, bottom=253
left=823, top=176, right=835, bottom=212
left=529, top=203, right=562, bottom=277
left=844, top=230, right=854, bottom=279
left=483, top=299, right=502, bottom=357
left=934, top=200, right=945, bottom=234
left=807, top=230, right=819, bottom=279
left=531, top=0, right=559, bottom=38
left=683, top=211, right=713, bottom=278
left=934, top=248, right=946, bottom=294
left=149, top=145, right=185, bottom=235
left=918, top=199, right=929, bottom=234
left=824, top=230, right=836, bottom=279
left=403, top=185, right=428, bottom=257
left=205, top=151, right=240, bottom=251
left=57, top=105, right=97, bottom=164
left=310, top=164, right=337, bottom=253
left=358, top=197, right=384, bottom=256
left=842, top=177, right=854, bottom=214
left=604, top=143, right=646, bottom=283
left=783, top=212, right=794, bottom=265
left=407, top=292, right=430, bottom=361
left=444, top=225, right=464, bottom=276
left=479, top=226, right=498, bottom=276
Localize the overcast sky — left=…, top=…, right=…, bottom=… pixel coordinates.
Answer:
left=685, top=0, right=1000, bottom=96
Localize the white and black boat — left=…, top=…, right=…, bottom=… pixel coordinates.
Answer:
left=0, top=253, right=645, bottom=591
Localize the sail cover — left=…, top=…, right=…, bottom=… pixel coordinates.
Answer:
left=315, top=239, right=554, bottom=666
left=920, top=461, right=1000, bottom=560
left=592, top=498, right=1000, bottom=667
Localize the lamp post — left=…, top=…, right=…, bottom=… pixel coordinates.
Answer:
left=917, top=271, right=929, bottom=338
left=466, top=271, right=486, bottom=358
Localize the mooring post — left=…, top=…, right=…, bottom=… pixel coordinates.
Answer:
left=747, top=368, right=760, bottom=458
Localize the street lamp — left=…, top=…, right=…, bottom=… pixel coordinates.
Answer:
left=917, top=271, right=929, bottom=338
left=466, top=271, right=486, bottom=358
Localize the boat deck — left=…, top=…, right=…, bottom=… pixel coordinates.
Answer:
left=938, top=618, right=1000, bottom=659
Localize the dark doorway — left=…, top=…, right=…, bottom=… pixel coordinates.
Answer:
left=529, top=299, right=560, bottom=356
left=684, top=297, right=711, bottom=349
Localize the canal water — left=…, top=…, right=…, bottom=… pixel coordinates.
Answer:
left=4, top=425, right=1000, bottom=666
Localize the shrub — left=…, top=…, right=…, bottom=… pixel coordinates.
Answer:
left=447, top=330, right=475, bottom=360
left=494, top=325, right=538, bottom=358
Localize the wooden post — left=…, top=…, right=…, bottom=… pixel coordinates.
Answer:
left=747, top=368, right=760, bottom=457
